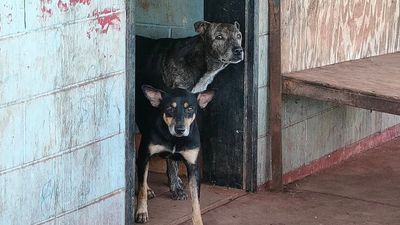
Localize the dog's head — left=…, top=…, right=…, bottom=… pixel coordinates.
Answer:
left=142, top=85, right=215, bottom=137
left=194, top=21, right=244, bottom=64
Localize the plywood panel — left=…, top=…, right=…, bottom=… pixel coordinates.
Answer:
left=282, top=0, right=400, bottom=73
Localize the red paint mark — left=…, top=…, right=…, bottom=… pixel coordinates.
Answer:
left=257, top=123, right=400, bottom=191
left=57, top=0, right=90, bottom=12
left=40, top=0, right=53, bottom=20
left=70, top=0, right=91, bottom=6
left=86, top=8, right=121, bottom=39
left=92, top=8, right=121, bottom=33
left=57, top=0, right=69, bottom=12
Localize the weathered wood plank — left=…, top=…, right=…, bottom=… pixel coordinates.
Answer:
left=268, top=0, right=283, bottom=191
left=284, top=78, right=400, bottom=116
left=0, top=135, right=125, bottom=225
left=283, top=53, right=400, bottom=115
left=0, top=1, right=127, bottom=224
left=25, top=0, right=125, bottom=30
left=0, top=1, right=25, bottom=36
left=125, top=0, right=136, bottom=224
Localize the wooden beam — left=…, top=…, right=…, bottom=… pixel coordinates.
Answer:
left=243, top=0, right=258, bottom=192
left=202, top=0, right=247, bottom=189
left=268, top=0, right=283, bottom=191
left=283, top=77, right=400, bottom=116
left=125, top=0, right=136, bottom=224
left=282, top=52, right=400, bottom=116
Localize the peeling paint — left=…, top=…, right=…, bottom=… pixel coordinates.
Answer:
left=39, top=0, right=53, bottom=20
left=70, top=0, right=91, bottom=6
left=86, top=8, right=121, bottom=39
left=57, top=0, right=69, bottom=12
left=57, top=0, right=91, bottom=12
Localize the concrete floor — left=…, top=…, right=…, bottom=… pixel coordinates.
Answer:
left=145, top=137, right=400, bottom=225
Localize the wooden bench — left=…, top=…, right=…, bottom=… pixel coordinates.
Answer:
left=283, top=52, right=400, bottom=115
left=271, top=52, right=400, bottom=190
left=268, top=0, right=400, bottom=191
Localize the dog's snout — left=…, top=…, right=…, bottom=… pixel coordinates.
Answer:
left=175, top=125, right=186, bottom=135
left=233, top=47, right=243, bottom=55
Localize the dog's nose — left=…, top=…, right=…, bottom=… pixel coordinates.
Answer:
left=175, top=125, right=186, bottom=135
left=233, top=47, right=243, bottom=55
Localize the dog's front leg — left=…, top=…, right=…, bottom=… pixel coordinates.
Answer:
left=167, top=158, right=188, bottom=200
left=182, top=148, right=203, bottom=225
left=186, top=162, right=203, bottom=225
left=136, top=148, right=151, bottom=223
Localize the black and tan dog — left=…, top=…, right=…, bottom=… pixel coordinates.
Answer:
left=135, top=85, right=215, bottom=224
left=136, top=21, right=243, bottom=201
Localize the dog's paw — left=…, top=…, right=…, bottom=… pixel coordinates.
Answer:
left=147, top=188, right=156, bottom=199
left=135, top=211, right=149, bottom=223
left=171, top=188, right=188, bottom=200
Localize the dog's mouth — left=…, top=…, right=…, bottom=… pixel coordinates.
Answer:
left=220, top=54, right=244, bottom=64
left=168, top=125, right=190, bottom=137
left=230, top=56, right=243, bottom=63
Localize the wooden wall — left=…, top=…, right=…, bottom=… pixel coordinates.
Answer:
left=281, top=0, right=400, bottom=73
left=0, top=1, right=127, bottom=224
left=258, top=0, right=400, bottom=186
left=136, top=0, right=203, bottom=39
left=279, top=0, right=400, bottom=180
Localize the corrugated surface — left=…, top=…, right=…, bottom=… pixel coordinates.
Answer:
left=0, top=0, right=126, bottom=224
left=281, top=0, right=400, bottom=73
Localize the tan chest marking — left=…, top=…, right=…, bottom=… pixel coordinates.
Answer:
left=148, top=144, right=170, bottom=156
left=180, top=148, right=200, bottom=164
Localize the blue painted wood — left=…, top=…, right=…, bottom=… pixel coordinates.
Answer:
left=135, top=0, right=203, bottom=38
left=0, top=1, right=127, bottom=224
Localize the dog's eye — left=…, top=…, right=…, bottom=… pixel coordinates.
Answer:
left=186, top=107, right=193, bottom=113
left=215, top=35, right=223, bottom=40
left=237, top=33, right=242, bottom=39
left=166, top=107, right=174, bottom=113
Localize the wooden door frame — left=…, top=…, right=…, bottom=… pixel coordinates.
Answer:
left=203, top=0, right=258, bottom=192
left=125, top=0, right=136, bottom=224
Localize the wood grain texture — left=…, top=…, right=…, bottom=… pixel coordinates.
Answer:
left=269, top=0, right=283, bottom=191
left=283, top=53, right=400, bottom=115
left=125, top=0, right=136, bottom=224
left=281, top=0, right=400, bottom=73
left=0, top=0, right=127, bottom=224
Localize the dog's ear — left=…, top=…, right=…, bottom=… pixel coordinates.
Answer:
left=194, top=21, right=211, bottom=34
left=197, top=89, right=215, bottom=109
left=234, top=21, right=240, bottom=30
left=142, top=85, right=165, bottom=107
